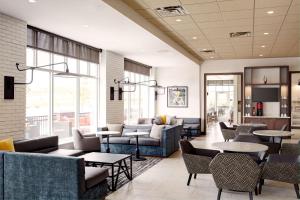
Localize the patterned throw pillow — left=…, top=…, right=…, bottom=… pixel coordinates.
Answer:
left=153, top=116, right=163, bottom=125
left=166, top=115, right=176, bottom=125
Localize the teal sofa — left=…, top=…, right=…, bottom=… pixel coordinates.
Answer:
left=0, top=152, right=108, bottom=200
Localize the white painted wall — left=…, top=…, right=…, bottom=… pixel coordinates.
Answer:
left=0, top=13, right=26, bottom=140
left=100, top=50, right=124, bottom=125
left=200, top=57, right=300, bottom=131
left=155, top=64, right=200, bottom=118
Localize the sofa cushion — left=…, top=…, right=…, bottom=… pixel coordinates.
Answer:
left=14, top=136, right=58, bottom=153
left=183, top=124, right=200, bottom=129
left=48, top=149, right=84, bottom=157
left=102, top=137, right=131, bottom=144
left=138, top=118, right=153, bottom=124
left=150, top=124, right=164, bottom=140
left=183, top=118, right=200, bottom=124
left=107, top=124, right=123, bottom=137
left=130, top=138, right=160, bottom=146
left=85, top=167, right=109, bottom=189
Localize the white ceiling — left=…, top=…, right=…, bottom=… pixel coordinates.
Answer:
left=0, top=0, right=198, bottom=68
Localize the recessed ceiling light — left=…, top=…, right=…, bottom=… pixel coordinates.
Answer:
left=175, top=19, right=182, bottom=22
left=259, top=54, right=263, bottom=57
left=264, top=32, right=269, bottom=35
left=192, top=36, right=197, bottom=40
left=210, top=56, right=214, bottom=59
left=28, top=0, right=37, bottom=3
left=267, top=10, right=274, bottom=14
left=261, top=45, right=266, bottom=48
left=82, top=24, right=89, bottom=28
left=202, top=48, right=207, bottom=51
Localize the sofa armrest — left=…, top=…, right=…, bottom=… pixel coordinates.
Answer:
left=161, top=125, right=181, bottom=157
left=280, top=143, right=300, bottom=155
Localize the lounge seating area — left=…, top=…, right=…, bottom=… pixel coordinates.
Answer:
left=0, top=0, right=300, bottom=199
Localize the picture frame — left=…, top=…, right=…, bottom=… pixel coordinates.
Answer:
left=167, top=86, right=188, bottom=108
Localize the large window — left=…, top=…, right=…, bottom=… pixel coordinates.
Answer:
left=124, top=71, right=152, bottom=124
left=26, top=48, right=98, bottom=139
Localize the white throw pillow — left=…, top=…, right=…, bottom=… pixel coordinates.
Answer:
left=150, top=124, right=164, bottom=140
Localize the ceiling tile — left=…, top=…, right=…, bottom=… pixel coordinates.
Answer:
left=222, top=10, right=253, bottom=20
left=255, top=6, right=289, bottom=18
left=183, top=2, right=219, bottom=14
left=192, top=12, right=223, bottom=22
left=202, top=28, right=231, bottom=39
left=231, top=37, right=253, bottom=46
left=170, top=22, right=199, bottom=31
left=180, top=0, right=216, bottom=4
left=162, top=15, right=194, bottom=24
left=225, top=18, right=253, bottom=27
left=255, top=0, right=292, bottom=8
left=142, top=0, right=181, bottom=8
left=254, top=24, right=281, bottom=32
left=288, top=4, right=300, bottom=15
left=197, top=21, right=227, bottom=29
left=285, top=14, right=300, bottom=24
left=281, top=21, right=300, bottom=30
left=254, top=15, right=285, bottom=25
left=218, top=0, right=254, bottom=12
left=179, top=29, right=206, bottom=36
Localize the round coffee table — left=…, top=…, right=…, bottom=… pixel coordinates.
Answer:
left=124, top=132, right=149, bottom=161
left=96, top=131, right=120, bottom=153
left=212, top=142, right=268, bottom=153
left=253, top=130, right=294, bottom=143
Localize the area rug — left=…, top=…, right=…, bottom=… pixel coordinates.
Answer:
left=106, top=156, right=162, bottom=192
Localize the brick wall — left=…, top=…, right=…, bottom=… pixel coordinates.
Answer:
left=100, top=50, right=124, bottom=124
left=0, top=13, right=26, bottom=140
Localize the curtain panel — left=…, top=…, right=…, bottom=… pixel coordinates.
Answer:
left=27, top=25, right=101, bottom=63
left=124, top=58, right=151, bottom=76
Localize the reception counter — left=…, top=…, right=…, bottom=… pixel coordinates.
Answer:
left=243, top=116, right=290, bottom=130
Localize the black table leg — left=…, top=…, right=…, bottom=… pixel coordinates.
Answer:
left=133, top=136, right=146, bottom=161
left=106, top=135, right=110, bottom=153
left=130, top=155, right=133, bottom=179
left=111, top=164, right=115, bottom=191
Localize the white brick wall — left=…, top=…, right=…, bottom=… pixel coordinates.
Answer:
left=100, top=50, right=124, bottom=124
left=0, top=13, right=26, bottom=140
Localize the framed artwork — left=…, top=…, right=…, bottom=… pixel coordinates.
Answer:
left=167, top=86, right=188, bottom=108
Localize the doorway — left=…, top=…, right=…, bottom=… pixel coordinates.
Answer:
left=204, top=73, right=243, bottom=133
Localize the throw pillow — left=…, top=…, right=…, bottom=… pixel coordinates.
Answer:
left=153, top=116, right=163, bottom=125
left=0, top=138, right=15, bottom=152
left=150, top=124, right=164, bottom=140
left=107, top=124, right=123, bottom=137
left=160, top=115, right=167, bottom=124
left=166, top=115, right=176, bottom=125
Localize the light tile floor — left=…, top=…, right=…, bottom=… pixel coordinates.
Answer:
left=107, top=125, right=300, bottom=200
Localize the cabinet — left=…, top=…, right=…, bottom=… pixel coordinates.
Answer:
left=244, top=117, right=290, bottom=130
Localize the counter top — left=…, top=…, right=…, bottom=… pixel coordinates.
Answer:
left=244, top=116, right=290, bottom=119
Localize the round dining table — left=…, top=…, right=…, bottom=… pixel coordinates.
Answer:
left=124, top=132, right=149, bottom=161
left=96, top=131, right=120, bottom=153
left=212, top=142, right=269, bottom=153
left=253, top=130, right=294, bottom=143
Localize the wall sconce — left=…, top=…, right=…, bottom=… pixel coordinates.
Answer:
left=298, top=80, right=300, bottom=86
left=110, top=86, right=123, bottom=101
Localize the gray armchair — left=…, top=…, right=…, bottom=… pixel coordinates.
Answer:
left=179, top=140, right=220, bottom=186
left=209, top=153, right=261, bottom=200
left=73, top=129, right=100, bottom=152
left=259, top=140, right=300, bottom=198
left=219, top=122, right=238, bottom=141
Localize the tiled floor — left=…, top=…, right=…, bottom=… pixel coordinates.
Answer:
left=107, top=125, right=300, bottom=200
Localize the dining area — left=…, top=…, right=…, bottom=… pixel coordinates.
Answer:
left=180, top=122, right=300, bottom=200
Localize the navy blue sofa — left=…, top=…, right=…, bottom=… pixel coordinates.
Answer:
left=100, top=124, right=182, bottom=157
left=0, top=152, right=108, bottom=200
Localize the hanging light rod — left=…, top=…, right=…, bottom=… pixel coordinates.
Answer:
left=15, top=62, right=82, bottom=84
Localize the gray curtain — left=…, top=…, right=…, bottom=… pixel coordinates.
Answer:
left=124, top=58, right=151, bottom=76
left=27, top=26, right=101, bottom=63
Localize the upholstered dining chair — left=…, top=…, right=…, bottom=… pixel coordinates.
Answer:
left=73, top=129, right=100, bottom=152
left=219, top=122, right=238, bottom=142
left=179, top=140, right=220, bottom=186
left=209, top=153, right=261, bottom=200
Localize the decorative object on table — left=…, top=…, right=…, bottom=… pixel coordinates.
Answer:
left=180, top=140, right=220, bottom=186
left=167, top=86, right=188, bottom=107
left=263, top=75, right=267, bottom=84
left=210, top=153, right=261, bottom=200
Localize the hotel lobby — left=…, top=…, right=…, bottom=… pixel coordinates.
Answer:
left=0, top=0, right=300, bottom=199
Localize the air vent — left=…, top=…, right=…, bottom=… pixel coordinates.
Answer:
left=229, top=31, right=251, bottom=38
left=155, top=6, right=188, bottom=17
left=199, top=49, right=215, bottom=53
